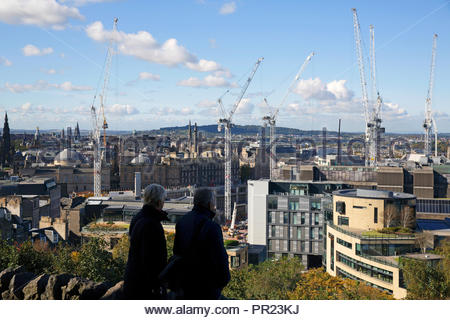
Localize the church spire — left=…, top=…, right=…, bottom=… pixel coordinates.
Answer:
left=2, top=112, right=11, bottom=165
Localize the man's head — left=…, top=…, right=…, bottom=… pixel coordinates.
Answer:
left=143, top=184, right=166, bottom=210
left=193, top=188, right=216, bottom=212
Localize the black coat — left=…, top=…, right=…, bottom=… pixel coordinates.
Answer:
left=123, top=204, right=168, bottom=299
left=173, top=205, right=230, bottom=299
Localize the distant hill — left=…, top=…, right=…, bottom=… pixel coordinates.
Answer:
left=148, top=124, right=342, bottom=136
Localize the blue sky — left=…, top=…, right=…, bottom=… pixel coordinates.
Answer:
left=0, top=0, right=449, bottom=133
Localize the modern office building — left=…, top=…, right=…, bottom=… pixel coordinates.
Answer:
left=325, top=189, right=417, bottom=299
left=247, top=179, right=349, bottom=268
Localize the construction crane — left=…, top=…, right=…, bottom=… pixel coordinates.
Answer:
left=91, top=18, right=118, bottom=197
left=352, top=9, right=384, bottom=167
left=263, top=52, right=314, bottom=179
left=218, top=57, right=263, bottom=222
left=367, top=24, right=385, bottom=166
left=424, top=34, right=437, bottom=158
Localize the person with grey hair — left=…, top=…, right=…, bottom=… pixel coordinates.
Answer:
left=123, top=184, right=168, bottom=299
left=173, top=187, right=230, bottom=299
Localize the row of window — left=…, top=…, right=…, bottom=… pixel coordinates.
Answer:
left=268, top=211, right=321, bottom=225
left=268, top=197, right=323, bottom=211
left=337, top=237, right=352, bottom=249
left=268, top=239, right=321, bottom=254
left=355, top=243, right=416, bottom=257
left=336, top=251, right=393, bottom=284
left=269, top=225, right=323, bottom=240
left=336, top=267, right=393, bottom=294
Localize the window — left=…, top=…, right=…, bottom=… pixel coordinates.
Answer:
left=283, top=212, right=289, bottom=224
left=268, top=197, right=278, bottom=209
left=353, top=205, right=366, bottom=209
left=318, top=227, right=323, bottom=240
left=231, top=256, right=241, bottom=268
left=355, top=243, right=361, bottom=256
left=310, top=228, right=315, bottom=240
left=271, top=225, right=276, bottom=237
left=300, top=241, right=305, bottom=252
left=297, top=227, right=302, bottom=239
left=374, top=208, right=378, bottom=223
left=289, top=199, right=299, bottom=210
left=301, top=213, right=305, bottom=225
left=314, top=213, right=319, bottom=225
left=337, top=237, right=352, bottom=249
left=292, top=213, right=299, bottom=224
left=338, top=216, right=349, bottom=226
left=336, top=201, right=346, bottom=214
left=268, top=211, right=276, bottom=223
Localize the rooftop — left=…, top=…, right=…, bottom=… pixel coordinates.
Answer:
left=333, top=188, right=415, bottom=200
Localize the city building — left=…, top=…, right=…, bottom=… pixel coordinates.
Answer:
left=325, top=189, right=418, bottom=299
left=247, top=179, right=349, bottom=268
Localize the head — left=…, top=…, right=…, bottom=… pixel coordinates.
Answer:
left=143, top=184, right=166, bottom=210
left=193, top=188, right=216, bottom=213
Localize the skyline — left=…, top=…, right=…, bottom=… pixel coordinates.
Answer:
left=1, top=0, right=450, bottom=133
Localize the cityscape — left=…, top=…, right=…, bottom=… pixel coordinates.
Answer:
left=0, top=0, right=449, bottom=303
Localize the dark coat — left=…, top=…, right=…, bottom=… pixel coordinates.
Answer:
left=173, top=205, right=230, bottom=299
left=123, top=204, right=168, bottom=299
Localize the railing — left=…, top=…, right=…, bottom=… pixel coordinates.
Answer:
left=328, top=223, right=416, bottom=240
left=357, top=252, right=399, bottom=268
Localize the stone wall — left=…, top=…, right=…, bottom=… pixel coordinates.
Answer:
left=0, top=266, right=123, bottom=300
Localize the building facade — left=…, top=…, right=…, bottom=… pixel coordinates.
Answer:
left=248, top=180, right=349, bottom=268
left=325, top=189, right=417, bottom=299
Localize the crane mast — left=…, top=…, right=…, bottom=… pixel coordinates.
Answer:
left=424, top=34, right=437, bottom=157
left=263, top=52, right=314, bottom=179
left=91, top=18, right=118, bottom=197
left=218, top=57, right=263, bottom=221
left=353, top=9, right=383, bottom=167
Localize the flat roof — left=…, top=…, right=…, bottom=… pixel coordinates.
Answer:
left=333, top=189, right=415, bottom=200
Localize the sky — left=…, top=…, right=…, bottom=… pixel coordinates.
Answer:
left=0, top=0, right=450, bottom=133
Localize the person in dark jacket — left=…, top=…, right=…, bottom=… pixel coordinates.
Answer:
left=123, top=184, right=168, bottom=299
left=173, top=188, right=230, bottom=299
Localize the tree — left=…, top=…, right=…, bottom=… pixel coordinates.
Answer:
left=287, top=268, right=392, bottom=300
left=76, top=238, right=123, bottom=283
left=0, top=239, right=17, bottom=270
left=165, top=232, right=175, bottom=259
left=52, top=243, right=78, bottom=275
left=384, top=204, right=398, bottom=228
left=415, top=231, right=433, bottom=254
left=223, top=257, right=304, bottom=300
left=400, top=206, right=415, bottom=229
left=400, top=256, right=448, bottom=299
left=112, top=234, right=129, bottom=264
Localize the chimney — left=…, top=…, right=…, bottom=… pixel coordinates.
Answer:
left=135, top=172, right=142, bottom=199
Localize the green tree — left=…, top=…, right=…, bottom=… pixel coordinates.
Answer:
left=400, top=240, right=450, bottom=299
left=76, top=238, right=123, bottom=283
left=223, top=257, right=304, bottom=299
left=14, top=241, right=54, bottom=274
left=112, top=234, right=129, bottom=264
left=165, top=232, right=175, bottom=259
left=0, top=240, right=17, bottom=270
left=52, top=243, right=78, bottom=275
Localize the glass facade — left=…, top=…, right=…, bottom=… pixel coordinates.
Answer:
left=357, top=243, right=416, bottom=256
left=338, top=216, right=349, bottom=226
left=337, top=237, right=352, bottom=249
left=337, top=251, right=393, bottom=284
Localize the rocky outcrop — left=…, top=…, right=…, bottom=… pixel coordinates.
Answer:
left=0, top=267, right=119, bottom=300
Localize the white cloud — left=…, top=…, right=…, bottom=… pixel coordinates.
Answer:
left=293, top=77, right=354, bottom=101
left=107, top=104, right=139, bottom=115
left=139, top=72, right=160, bottom=81
left=3, top=80, right=92, bottom=93
left=22, top=44, right=54, bottom=56
left=235, top=98, right=254, bottom=115
left=185, top=59, right=222, bottom=72
left=220, top=2, right=236, bottom=15
left=0, top=57, right=12, bottom=66
left=21, top=102, right=32, bottom=112
left=382, top=102, right=409, bottom=120
left=86, top=21, right=222, bottom=71
left=177, top=75, right=234, bottom=88
left=180, top=107, right=193, bottom=115
left=433, top=111, right=449, bottom=119
left=43, top=68, right=57, bottom=74
left=61, top=0, right=118, bottom=6
left=196, top=99, right=217, bottom=109
left=0, top=0, right=83, bottom=29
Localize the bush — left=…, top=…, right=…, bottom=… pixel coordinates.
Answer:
left=224, top=240, right=239, bottom=248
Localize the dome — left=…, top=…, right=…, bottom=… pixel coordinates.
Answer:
left=54, top=148, right=84, bottom=166
left=130, top=153, right=151, bottom=165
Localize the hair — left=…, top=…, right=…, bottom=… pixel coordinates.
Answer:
left=143, top=184, right=166, bottom=207
left=193, top=188, right=215, bottom=208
